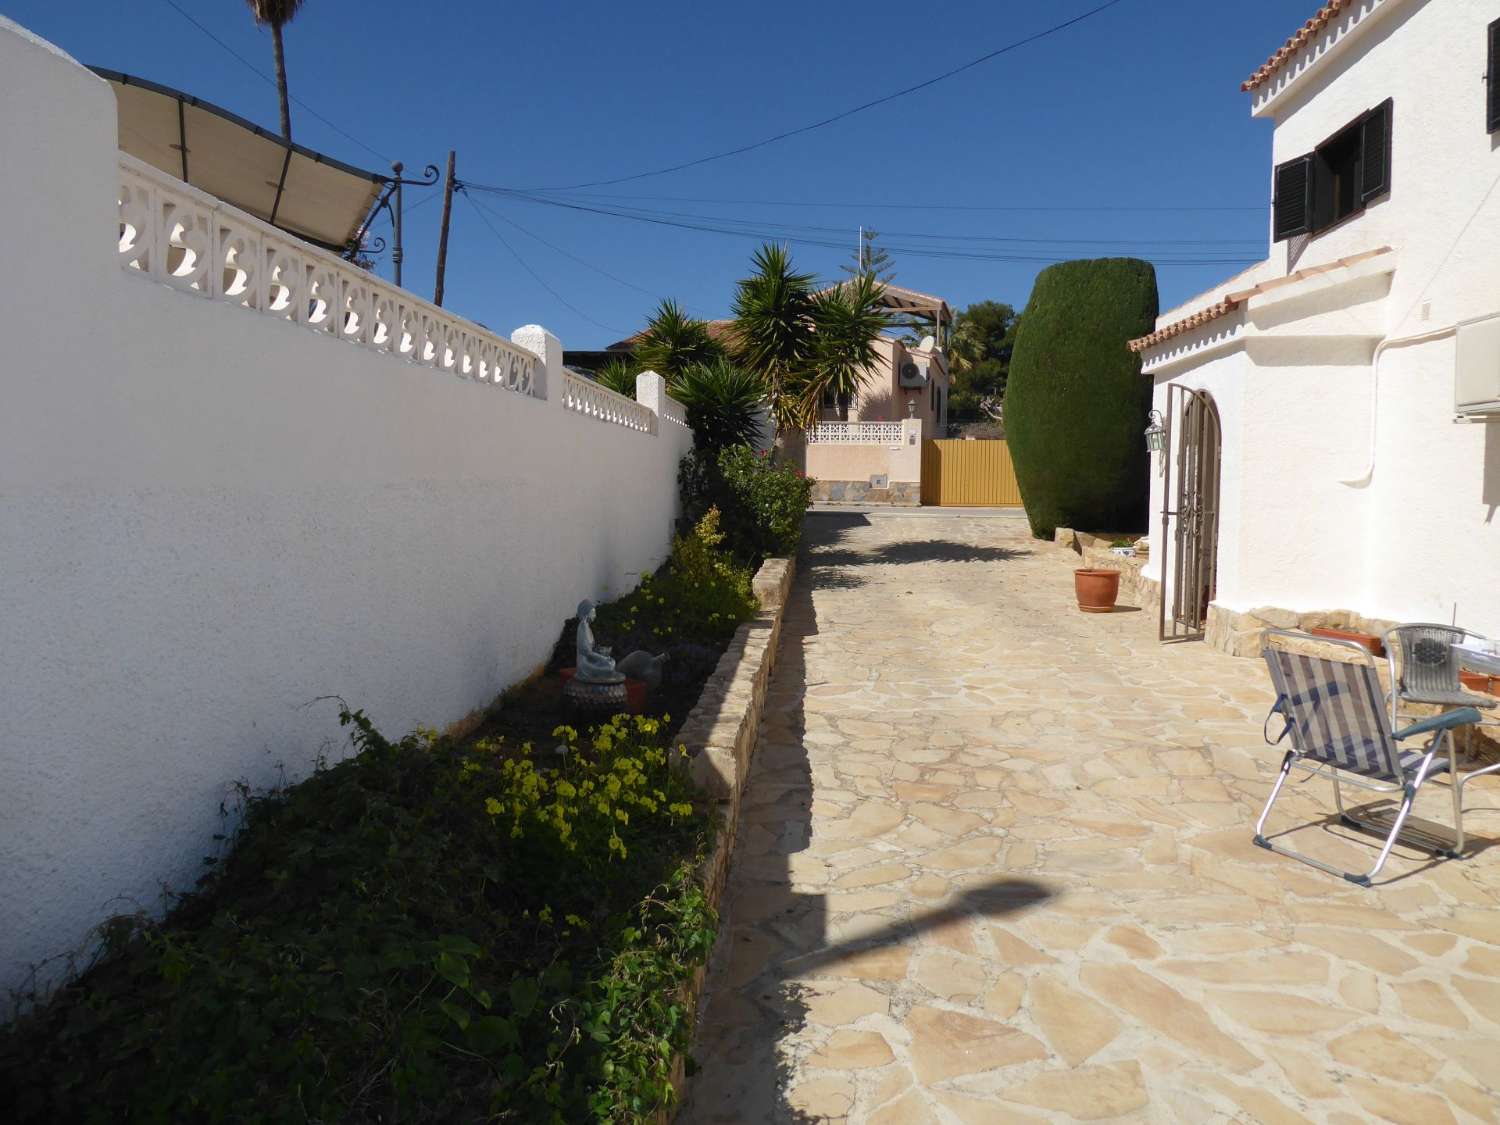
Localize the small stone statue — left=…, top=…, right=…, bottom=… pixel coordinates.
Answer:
left=574, top=599, right=624, bottom=684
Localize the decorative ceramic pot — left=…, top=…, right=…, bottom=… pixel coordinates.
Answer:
left=1307, top=626, right=1385, bottom=657
left=1074, top=568, right=1120, bottom=613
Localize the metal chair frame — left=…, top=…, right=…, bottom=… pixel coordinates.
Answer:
left=1256, top=630, right=1480, bottom=886
left=1383, top=623, right=1500, bottom=834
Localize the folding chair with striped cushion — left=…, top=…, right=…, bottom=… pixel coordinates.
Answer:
left=1256, top=629, right=1481, bottom=886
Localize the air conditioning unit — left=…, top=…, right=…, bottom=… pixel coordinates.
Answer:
left=899, top=359, right=928, bottom=388
left=1456, top=317, right=1500, bottom=415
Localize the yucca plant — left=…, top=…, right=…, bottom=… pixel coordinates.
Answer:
left=593, top=357, right=640, bottom=398
left=634, top=300, right=724, bottom=384
left=672, top=360, right=767, bottom=451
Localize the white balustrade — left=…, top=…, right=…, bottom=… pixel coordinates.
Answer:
left=561, top=369, right=655, bottom=432
left=116, top=155, right=541, bottom=394
left=806, top=421, right=906, bottom=445
left=660, top=394, right=690, bottom=428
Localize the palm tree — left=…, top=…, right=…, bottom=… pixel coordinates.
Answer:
left=731, top=244, right=889, bottom=440
left=807, top=272, right=890, bottom=423
left=729, top=244, right=817, bottom=437
left=633, top=300, right=724, bottom=385
left=245, top=0, right=305, bottom=141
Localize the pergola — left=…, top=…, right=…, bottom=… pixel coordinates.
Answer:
left=94, top=68, right=386, bottom=255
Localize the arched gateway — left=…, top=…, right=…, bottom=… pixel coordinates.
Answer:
left=1159, top=386, right=1222, bottom=642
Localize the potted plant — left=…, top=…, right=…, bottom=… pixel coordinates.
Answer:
left=1074, top=568, right=1121, bottom=613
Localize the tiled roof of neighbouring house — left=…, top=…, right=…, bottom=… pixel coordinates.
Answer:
left=1241, top=0, right=1352, bottom=91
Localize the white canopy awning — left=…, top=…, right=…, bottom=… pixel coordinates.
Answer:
left=96, top=68, right=386, bottom=253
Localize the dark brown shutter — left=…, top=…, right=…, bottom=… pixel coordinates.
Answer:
left=1488, top=18, right=1500, bottom=134
left=1360, top=98, right=1393, bottom=204
left=1273, top=155, right=1314, bottom=241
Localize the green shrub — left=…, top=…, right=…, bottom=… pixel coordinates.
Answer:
left=1, top=710, right=716, bottom=1123
left=1004, top=258, right=1158, bottom=538
left=594, top=508, right=757, bottom=648
left=679, top=445, right=811, bottom=564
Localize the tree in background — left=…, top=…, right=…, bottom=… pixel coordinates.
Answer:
left=244, top=0, right=305, bottom=141
left=731, top=244, right=889, bottom=441
left=1003, top=258, right=1158, bottom=538
left=841, top=229, right=897, bottom=284
left=633, top=300, right=725, bottom=383
left=946, top=300, right=1017, bottom=422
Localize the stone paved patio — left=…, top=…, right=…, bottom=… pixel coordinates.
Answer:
left=682, top=512, right=1500, bottom=1124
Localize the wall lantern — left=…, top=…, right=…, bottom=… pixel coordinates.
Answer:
left=1144, top=410, right=1167, bottom=454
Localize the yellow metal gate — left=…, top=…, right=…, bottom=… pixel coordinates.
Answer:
left=920, top=439, right=1023, bottom=506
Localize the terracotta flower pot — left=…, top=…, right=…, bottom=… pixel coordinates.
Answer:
left=1074, top=568, right=1120, bottom=613
left=1460, top=671, right=1500, bottom=698
left=1307, top=626, right=1385, bottom=657
left=625, top=679, right=648, bottom=713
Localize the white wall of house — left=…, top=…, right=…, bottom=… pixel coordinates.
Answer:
left=1142, top=0, right=1500, bottom=636
left=0, top=19, right=695, bottom=999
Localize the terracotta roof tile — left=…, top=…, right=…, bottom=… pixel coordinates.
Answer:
left=1127, top=298, right=1240, bottom=353
left=1127, top=246, right=1392, bottom=354
left=1241, top=0, right=1351, bottom=92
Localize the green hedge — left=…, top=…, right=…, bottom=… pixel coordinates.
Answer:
left=1004, top=258, right=1158, bottom=538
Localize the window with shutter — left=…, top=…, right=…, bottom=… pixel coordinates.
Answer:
left=1360, top=98, right=1392, bottom=204
left=1274, top=99, right=1394, bottom=241
left=1488, top=18, right=1499, bottom=134
left=1273, top=155, right=1313, bottom=241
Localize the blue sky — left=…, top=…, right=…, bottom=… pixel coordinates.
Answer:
left=4, top=0, right=1319, bottom=347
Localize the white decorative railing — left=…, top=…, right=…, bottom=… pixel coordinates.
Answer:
left=661, top=394, right=690, bottom=428
left=806, top=421, right=905, bottom=445
left=561, top=369, right=654, bottom=432
left=116, top=154, right=540, bottom=394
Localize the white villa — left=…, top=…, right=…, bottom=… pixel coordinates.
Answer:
left=1132, top=0, right=1500, bottom=654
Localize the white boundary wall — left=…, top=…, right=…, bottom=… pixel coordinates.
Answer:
left=0, top=19, right=695, bottom=997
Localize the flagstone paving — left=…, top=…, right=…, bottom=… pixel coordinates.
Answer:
left=681, top=511, right=1500, bottom=1124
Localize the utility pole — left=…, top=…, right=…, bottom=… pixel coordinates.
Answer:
left=433, top=150, right=457, bottom=307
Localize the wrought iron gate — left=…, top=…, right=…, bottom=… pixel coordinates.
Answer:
left=1159, top=386, right=1221, bottom=642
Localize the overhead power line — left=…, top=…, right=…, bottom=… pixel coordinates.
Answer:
left=156, top=0, right=393, bottom=165
left=464, top=194, right=720, bottom=320
left=520, top=0, right=1132, bottom=191
left=510, top=190, right=1268, bottom=214
left=459, top=192, right=632, bottom=336
left=465, top=187, right=1261, bottom=266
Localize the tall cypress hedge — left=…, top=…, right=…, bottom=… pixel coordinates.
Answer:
left=1004, top=258, right=1159, bottom=538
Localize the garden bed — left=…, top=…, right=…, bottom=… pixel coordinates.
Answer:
left=1, top=444, right=812, bottom=1123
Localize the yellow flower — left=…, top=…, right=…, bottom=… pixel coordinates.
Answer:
left=484, top=797, right=504, bottom=816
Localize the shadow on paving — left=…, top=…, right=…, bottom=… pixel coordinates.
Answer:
left=681, top=535, right=1050, bottom=1123
left=809, top=539, right=1032, bottom=593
